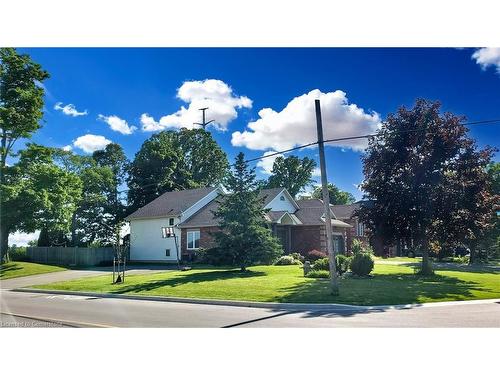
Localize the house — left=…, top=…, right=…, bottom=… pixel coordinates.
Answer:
left=126, top=186, right=351, bottom=263
left=331, top=202, right=370, bottom=254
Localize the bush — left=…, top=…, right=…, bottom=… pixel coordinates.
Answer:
left=274, top=255, right=302, bottom=265
left=336, top=254, right=351, bottom=275
left=349, top=252, right=374, bottom=276
left=305, top=269, right=330, bottom=278
left=312, top=255, right=351, bottom=275
left=290, top=252, right=305, bottom=263
left=193, top=248, right=208, bottom=264
left=305, top=249, right=327, bottom=262
left=313, top=257, right=329, bottom=270
left=8, top=246, right=29, bottom=261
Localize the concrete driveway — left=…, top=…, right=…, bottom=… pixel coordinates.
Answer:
left=0, top=264, right=175, bottom=290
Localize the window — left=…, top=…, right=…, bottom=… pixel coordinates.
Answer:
left=280, top=195, right=285, bottom=201
left=169, top=218, right=174, bottom=226
left=356, top=221, right=365, bottom=237
left=187, top=230, right=200, bottom=250
left=165, top=249, right=170, bottom=257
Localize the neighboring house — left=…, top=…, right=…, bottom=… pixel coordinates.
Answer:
left=126, top=186, right=351, bottom=263
left=331, top=202, right=370, bottom=255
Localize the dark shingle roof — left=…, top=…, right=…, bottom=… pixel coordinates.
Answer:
left=178, top=198, right=221, bottom=228
left=294, top=199, right=330, bottom=225
left=266, top=211, right=287, bottom=222
left=331, top=203, right=362, bottom=219
left=126, top=187, right=217, bottom=220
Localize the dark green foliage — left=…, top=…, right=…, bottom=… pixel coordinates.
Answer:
left=0, top=48, right=49, bottom=262
left=274, top=255, right=302, bottom=265
left=212, top=152, right=283, bottom=270
left=311, top=183, right=355, bottom=205
left=127, top=129, right=228, bottom=212
left=266, top=156, right=317, bottom=197
left=358, top=99, right=496, bottom=274
left=7, top=245, right=28, bottom=261
left=350, top=252, right=374, bottom=276
left=305, top=269, right=330, bottom=278
left=305, top=249, right=327, bottom=261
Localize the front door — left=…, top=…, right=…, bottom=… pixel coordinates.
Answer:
left=276, top=225, right=290, bottom=253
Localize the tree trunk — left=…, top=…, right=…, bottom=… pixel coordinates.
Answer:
left=469, top=243, right=476, bottom=265
left=420, top=238, right=434, bottom=275
left=0, top=221, right=9, bottom=264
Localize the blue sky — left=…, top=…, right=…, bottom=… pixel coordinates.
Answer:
left=15, top=48, right=500, bottom=201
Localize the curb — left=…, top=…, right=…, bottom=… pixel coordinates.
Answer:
left=11, top=288, right=500, bottom=311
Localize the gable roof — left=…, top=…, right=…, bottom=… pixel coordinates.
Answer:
left=258, top=188, right=285, bottom=206
left=331, top=202, right=362, bottom=220
left=125, top=187, right=218, bottom=220
left=294, top=199, right=335, bottom=225
left=178, top=197, right=221, bottom=228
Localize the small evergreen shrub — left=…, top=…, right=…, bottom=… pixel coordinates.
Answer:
left=350, top=252, right=374, bottom=276
left=305, top=269, right=330, bottom=278
left=275, top=255, right=302, bottom=265
left=306, top=249, right=327, bottom=262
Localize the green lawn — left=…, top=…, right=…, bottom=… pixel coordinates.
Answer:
left=0, top=261, right=68, bottom=280
left=30, top=263, right=500, bottom=305
left=374, top=256, right=421, bottom=263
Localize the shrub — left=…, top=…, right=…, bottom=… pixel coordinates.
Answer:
left=305, top=249, right=327, bottom=262
left=274, top=255, right=302, bottom=265
left=351, top=239, right=374, bottom=256
left=8, top=246, right=29, bottom=261
left=305, top=269, right=330, bottom=278
left=336, top=254, right=351, bottom=275
left=193, top=248, right=208, bottom=264
left=312, top=255, right=351, bottom=275
left=349, top=252, right=374, bottom=276
left=313, top=257, right=329, bottom=270
left=290, top=252, right=305, bottom=263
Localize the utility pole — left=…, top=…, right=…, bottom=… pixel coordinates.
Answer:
left=315, top=99, right=339, bottom=295
left=193, top=107, right=214, bottom=129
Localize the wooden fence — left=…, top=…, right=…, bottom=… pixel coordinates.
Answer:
left=27, top=246, right=115, bottom=267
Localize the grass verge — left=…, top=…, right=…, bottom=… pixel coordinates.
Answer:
left=29, top=263, right=500, bottom=305
left=0, top=261, right=67, bottom=280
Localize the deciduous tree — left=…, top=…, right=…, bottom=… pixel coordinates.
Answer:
left=311, top=183, right=355, bottom=205
left=266, top=156, right=317, bottom=197
left=0, top=48, right=49, bottom=261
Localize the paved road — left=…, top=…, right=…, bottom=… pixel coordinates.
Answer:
left=1, top=290, right=499, bottom=327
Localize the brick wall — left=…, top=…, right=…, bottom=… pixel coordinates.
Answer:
left=180, top=226, right=220, bottom=258
left=290, top=226, right=323, bottom=254
left=343, top=217, right=370, bottom=254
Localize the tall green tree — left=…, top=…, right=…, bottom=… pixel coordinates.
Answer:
left=266, top=156, right=317, bottom=197
left=212, top=153, right=283, bottom=271
left=311, top=183, right=356, bottom=205
left=6, top=144, right=82, bottom=249
left=0, top=48, right=49, bottom=261
left=358, top=99, right=496, bottom=274
left=127, top=128, right=228, bottom=212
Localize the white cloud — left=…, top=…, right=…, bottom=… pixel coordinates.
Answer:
left=312, top=167, right=321, bottom=177
left=98, top=114, right=137, bottom=135
left=140, top=79, right=252, bottom=132
left=9, top=231, right=40, bottom=246
left=232, top=89, right=381, bottom=152
left=472, top=48, right=500, bottom=74
left=62, top=145, right=73, bottom=151
left=54, top=102, right=88, bottom=117
left=73, top=134, right=112, bottom=154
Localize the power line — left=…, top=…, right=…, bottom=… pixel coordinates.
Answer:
left=119, top=118, right=500, bottom=194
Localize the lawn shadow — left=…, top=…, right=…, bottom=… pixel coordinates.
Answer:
left=112, top=269, right=266, bottom=294
left=0, top=263, right=23, bottom=278
left=275, top=272, right=493, bottom=308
